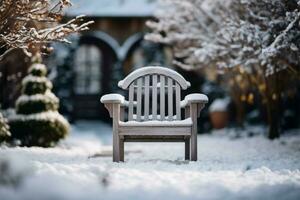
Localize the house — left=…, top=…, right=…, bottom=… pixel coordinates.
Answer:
left=0, top=0, right=203, bottom=124
left=50, top=0, right=174, bottom=121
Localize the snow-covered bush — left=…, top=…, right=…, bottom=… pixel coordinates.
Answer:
left=147, top=0, right=300, bottom=74
left=0, top=112, right=11, bottom=143
left=9, top=63, right=69, bottom=147
left=147, top=0, right=300, bottom=139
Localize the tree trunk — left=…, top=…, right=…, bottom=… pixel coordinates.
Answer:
left=266, top=98, right=280, bottom=139
left=265, top=69, right=282, bottom=140
left=236, top=99, right=245, bottom=127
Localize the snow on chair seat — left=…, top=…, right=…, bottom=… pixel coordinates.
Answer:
left=119, top=117, right=193, bottom=127
left=100, top=66, right=208, bottom=162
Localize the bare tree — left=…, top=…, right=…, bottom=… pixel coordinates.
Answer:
left=0, top=0, right=93, bottom=143
left=0, top=0, right=94, bottom=60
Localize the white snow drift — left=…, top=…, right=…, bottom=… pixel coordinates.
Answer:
left=0, top=121, right=299, bottom=200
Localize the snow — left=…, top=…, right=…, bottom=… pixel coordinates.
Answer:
left=118, top=66, right=191, bottom=89
left=262, top=12, right=300, bottom=59
left=8, top=111, right=69, bottom=128
left=65, top=0, right=158, bottom=17
left=16, top=90, right=59, bottom=105
left=22, top=75, right=52, bottom=88
left=132, top=114, right=179, bottom=120
left=184, top=93, right=209, bottom=103
left=29, top=63, right=46, bottom=71
left=0, top=121, right=300, bottom=200
left=146, top=0, right=300, bottom=77
left=100, top=94, right=125, bottom=104
left=209, top=98, right=230, bottom=113
left=120, top=117, right=192, bottom=126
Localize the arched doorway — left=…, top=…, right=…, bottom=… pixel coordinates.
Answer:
left=74, top=44, right=102, bottom=95
left=71, top=32, right=120, bottom=121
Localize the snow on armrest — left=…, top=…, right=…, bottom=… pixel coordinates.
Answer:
left=183, top=93, right=208, bottom=106
left=100, top=94, right=125, bottom=104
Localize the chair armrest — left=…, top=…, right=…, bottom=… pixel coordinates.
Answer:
left=100, top=94, right=125, bottom=118
left=100, top=94, right=125, bottom=104
left=181, top=93, right=208, bottom=107
left=181, top=93, right=208, bottom=118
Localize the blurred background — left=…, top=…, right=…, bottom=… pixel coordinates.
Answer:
left=0, top=0, right=299, bottom=135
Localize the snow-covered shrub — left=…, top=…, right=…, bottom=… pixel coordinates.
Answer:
left=16, top=91, right=59, bottom=115
left=147, top=0, right=300, bottom=75
left=147, top=0, right=300, bottom=139
left=0, top=112, right=11, bottom=143
left=9, top=63, right=69, bottom=147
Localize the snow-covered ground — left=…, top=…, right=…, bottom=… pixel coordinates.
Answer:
left=0, top=121, right=300, bottom=200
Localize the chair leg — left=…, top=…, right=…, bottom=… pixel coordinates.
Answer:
left=190, top=104, right=198, bottom=161
left=185, top=139, right=190, bottom=160
left=119, top=139, right=124, bottom=162
left=190, top=132, right=197, bottom=161
left=113, top=133, right=120, bottom=162
left=112, top=104, right=121, bottom=162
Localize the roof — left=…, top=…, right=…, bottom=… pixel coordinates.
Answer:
left=65, top=0, right=158, bottom=17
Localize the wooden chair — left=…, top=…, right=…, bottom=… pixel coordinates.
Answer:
left=100, top=66, right=208, bottom=162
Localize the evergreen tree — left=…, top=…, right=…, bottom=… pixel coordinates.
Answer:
left=9, top=62, right=69, bottom=147
left=0, top=112, right=11, bottom=143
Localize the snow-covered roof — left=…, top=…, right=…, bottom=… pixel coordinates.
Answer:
left=66, top=0, right=158, bottom=17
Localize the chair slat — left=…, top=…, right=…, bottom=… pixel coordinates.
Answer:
left=160, top=75, right=165, bottom=121
left=168, top=78, right=173, bottom=120
left=144, top=75, right=150, bottom=120
left=152, top=75, right=157, bottom=120
left=128, top=84, right=134, bottom=121
left=136, top=78, right=142, bottom=121
left=175, top=83, right=181, bottom=120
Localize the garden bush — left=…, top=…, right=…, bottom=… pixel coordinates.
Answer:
left=9, top=63, right=69, bottom=147
left=0, top=113, right=11, bottom=143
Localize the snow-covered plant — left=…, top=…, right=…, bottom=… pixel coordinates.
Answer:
left=8, top=59, right=69, bottom=147
left=0, top=112, right=11, bottom=143
left=145, top=0, right=228, bottom=70
left=0, top=0, right=94, bottom=60
left=147, top=0, right=300, bottom=139
left=147, top=0, right=300, bottom=75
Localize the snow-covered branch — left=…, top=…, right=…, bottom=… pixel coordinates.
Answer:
left=262, top=12, right=300, bottom=57
left=0, top=0, right=94, bottom=60
left=147, top=0, right=300, bottom=77
left=147, top=0, right=300, bottom=139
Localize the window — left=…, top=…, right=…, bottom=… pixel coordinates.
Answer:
left=74, top=45, right=102, bottom=94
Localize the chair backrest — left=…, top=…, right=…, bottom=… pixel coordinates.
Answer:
left=118, top=66, right=190, bottom=122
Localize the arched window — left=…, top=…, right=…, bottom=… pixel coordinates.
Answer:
left=74, top=45, right=102, bottom=94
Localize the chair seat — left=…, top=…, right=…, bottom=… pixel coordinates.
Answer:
left=118, top=118, right=192, bottom=137
left=119, top=117, right=192, bottom=127
left=123, top=135, right=189, bottom=142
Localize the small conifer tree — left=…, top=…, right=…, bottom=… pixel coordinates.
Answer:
left=9, top=61, right=69, bottom=147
